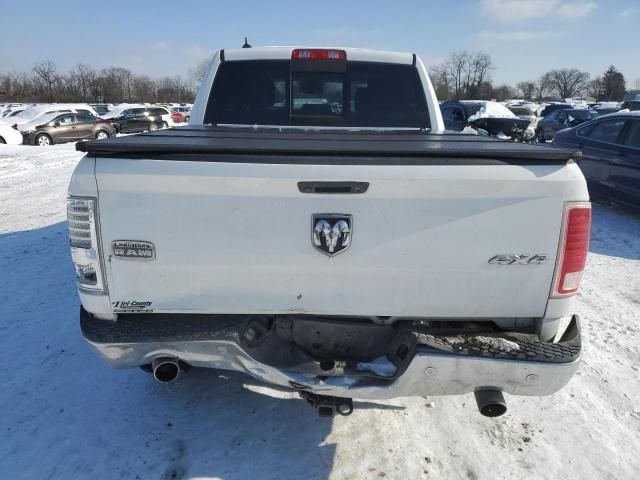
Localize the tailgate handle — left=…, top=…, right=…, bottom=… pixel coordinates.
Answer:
left=298, top=181, right=369, bottom=194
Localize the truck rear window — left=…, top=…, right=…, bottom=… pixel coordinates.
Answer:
left=204, top=60, right=430, bottom=129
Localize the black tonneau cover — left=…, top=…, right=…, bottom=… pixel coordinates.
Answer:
left=76, top=126, right=579, bottom=164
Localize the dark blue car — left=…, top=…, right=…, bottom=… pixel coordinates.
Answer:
left=552, top=112, right=640, bottom=207
left=536, top=109, right=598, bottom=142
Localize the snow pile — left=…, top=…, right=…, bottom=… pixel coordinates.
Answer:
left=440, top=335, right=521, bottom=353
left=0, top=144, right=639, bottom=479
left=16, top=112, right=62, bottom=133
left=357, top=356, right=398, bottom=377
left=0, top=104, right=98, bottom=127
left=462, top=101, right=518, bottom=122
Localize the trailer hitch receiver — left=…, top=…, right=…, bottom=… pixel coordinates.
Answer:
left=299, top=392, right=354, bottom=417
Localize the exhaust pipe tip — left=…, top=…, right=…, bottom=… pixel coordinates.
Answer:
left=152, top=357, right=180, bottom=383
left=474, top=389, right=507, bottom=417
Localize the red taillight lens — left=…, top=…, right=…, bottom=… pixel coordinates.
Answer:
left=552, top=203, right=591, bottom=297
left=291, top=49, right=346, bottom=61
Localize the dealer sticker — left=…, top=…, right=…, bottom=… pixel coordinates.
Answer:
left=112, top=300, right=153, bottom=313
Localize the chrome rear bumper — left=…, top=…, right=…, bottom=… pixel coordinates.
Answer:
left=81, top=308, right=581, bottom=400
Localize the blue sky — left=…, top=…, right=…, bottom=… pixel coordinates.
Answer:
left=1, top=0, right=639, bottom=87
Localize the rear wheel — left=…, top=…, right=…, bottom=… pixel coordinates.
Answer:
left=35, top=133, right=52, bottom=146
left=162, top=122, right=168, bottom=129
left=148, top=122, right=159, bottom=132
left=0, top=136, right=6, bottom=144
left=95, top=130, right=110, bottom=140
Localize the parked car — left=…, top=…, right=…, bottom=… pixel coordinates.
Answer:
left=620, top=100, right=640, bottom=111
left=22, top=112, right=116, bottom=146
left=170, top=106, right=191, bottom=123
left=0, top=104, right=99, bottom=128
left=156, top=103, right=174, bottom=113
left=590, top=101, right=621, bottom=110
left=536, top=109, right=598, bottom=142
left=90, top=103, right=113, bottom=115
left=101, top=105, right=171, bottom=133
left=540, top=103, right=573, bottom=117
left=593, top=108, right=621, bottom=116
left=0, top=124, right=24, bottom=144
left=154, top=106, right=174, bottom=127
left=2, top=107, right=27, bottom=119
left=507, top=105, right=540, bottom=141
left=553, top=111, right=640, bottom=207
left=441, top=100, right=531, bottom=140
left=71, top=47, right=589, bottom=419
left=1, top=104, right=28, bottom=118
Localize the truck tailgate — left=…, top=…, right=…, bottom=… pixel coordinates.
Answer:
left=93, top=149, right=573, bottom=318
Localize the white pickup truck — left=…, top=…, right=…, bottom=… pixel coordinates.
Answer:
left=69, top=47, right=590, bottom=417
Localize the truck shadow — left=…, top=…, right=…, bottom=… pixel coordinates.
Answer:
left=4, top=202, right=636, bottom=479
left=0, top=222, right=386, bottom=480
left=588, top=203, right=640, bottom=260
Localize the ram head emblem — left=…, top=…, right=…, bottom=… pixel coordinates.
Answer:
left=312, top=214, right=352, bottom=256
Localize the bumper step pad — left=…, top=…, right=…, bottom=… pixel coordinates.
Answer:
left=413, top=316, right=580, bottom=364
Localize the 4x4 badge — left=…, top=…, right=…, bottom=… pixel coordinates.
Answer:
left=312, top=214, right=352, bottom=256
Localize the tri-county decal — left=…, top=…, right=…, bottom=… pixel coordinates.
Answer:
left=112, top=240, right=155, bottom=260
left=112, top=300, right=153, bottom=313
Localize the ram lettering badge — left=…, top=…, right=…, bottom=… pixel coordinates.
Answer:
left=112, top=240, right=155, bottom=260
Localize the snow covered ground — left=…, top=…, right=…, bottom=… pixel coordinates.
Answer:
left=0, top=143, right=638, bottom=480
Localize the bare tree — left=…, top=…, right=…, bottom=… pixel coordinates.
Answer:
left=189, top=56, right=214, bottom=86
left=33, top=60, right=59, bottom=101
left=429, top=64, right=451, bottom=100
left=516, top=81, right=536, bottom=100
left=587, top=77, right=604, bottom=100
left=132, top=75, right=155, bottom=102
left=1, top=60, right=199, bottom=103
left=492, top=84, right=515, bottom=101
left=465, top=52, right=493, bottom=98
left=546, top=68, right=590, bottom=100
left=431, top=51, right=494, bottom=100
left=534, top=73, right=553, bottom=101
left=70, top=63, right=96, bottom=100
left=100, top=67, right=135, bottom=102
left=446, top=51, right=467, bottom=99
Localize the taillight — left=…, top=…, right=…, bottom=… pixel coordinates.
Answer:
left=291, top=49, right=346, bottom=61
left=67, top=197, right=106, bottom=292
left=552, top=202, right=591, bottom=297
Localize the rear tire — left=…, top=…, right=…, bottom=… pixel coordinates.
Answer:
left=149, top=122, right=159, bottom=132
left=162, top=122, right=168, bottom=129
left=35, top=133, right=52, bottom=146
left=95, top=130, right=110, bottom=140
left=0, top=136, right=5, bottom=144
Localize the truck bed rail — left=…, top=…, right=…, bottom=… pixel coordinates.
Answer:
left=76, top=126, right=579, bottom=164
